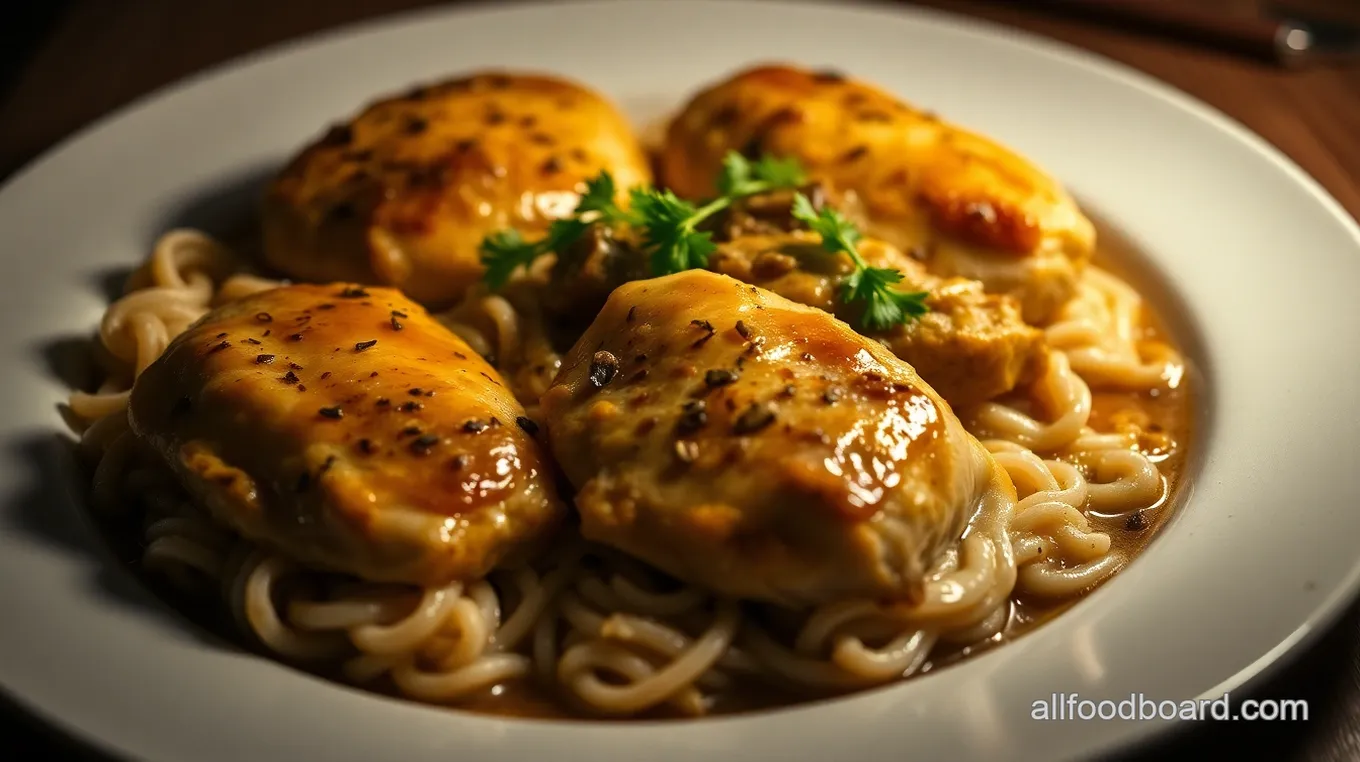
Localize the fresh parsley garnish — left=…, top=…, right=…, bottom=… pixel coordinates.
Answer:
left=479, top=152, right=805, bottom=285
left=627, top=187, right=718, bottom=275
left=716, top=152, right=806, bottom=197
left=479, top=221, right=579, bottom=289
left=571, top=171, right=633, bottom=221
left=629, top=152, right=808, bottom=276
left=478, top=172, right=633, bottom=288
left=790, top=193, right=929, bottom=331
left=477, top=151, right=927, bottom=330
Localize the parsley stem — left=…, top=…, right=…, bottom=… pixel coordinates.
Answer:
left=841, top=241, right=869, bottom=271
left=684, top=179, right=783, bottom=233
left=688, top=196, right=734, bottom=231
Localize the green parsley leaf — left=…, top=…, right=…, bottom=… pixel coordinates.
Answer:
left=716, top=151, right=805, bottom=197
left=651, top=229, right=716, bottom=276
left=574, top=171, right=617, bottom=214
left=479, top=218, right=588, bottom=289
left=716, top=153, right=752, bottom=196
left=629, top=188, right=718, bottom=275
left=750, top=154, right=806, bottom=188
left=544, top=217, right=591, bottom=251
left=791, top=192, right=929, bottom=330
left=479, top=173, right=629, bottom=288
left=792, top=193, right=861, bottom=253
left=842, top=267, right=931, bottom=332
left=573, top=172, right=637, bottom=226
left=479, top=229, right=538, bottom=289
left=481, top=151, right=813, bottom=289
left=629, top=187, right=697, bottom=234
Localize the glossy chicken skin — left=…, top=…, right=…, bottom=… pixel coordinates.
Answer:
left=662, top=64, right=1095, bottom=322
left=540, top=270, right=995, bottom=606
left=128, top=284, right=566, bottom=585
left=263, top=72, right=652, bottom=308
left=541, top=192, right=1042, bottom=408
left=708, top=230, right=1043, bottom=408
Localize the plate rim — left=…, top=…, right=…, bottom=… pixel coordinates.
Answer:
left=1, top=1, right=1358, bottom=761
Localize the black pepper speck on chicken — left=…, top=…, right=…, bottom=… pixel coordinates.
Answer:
left=663, top=64, right=1095, bottom=323
left=541, top=270, right=1010, bottom=606
left=263, top=72, right=652, bottom=308
left=129, top=283, right=566, bottom=586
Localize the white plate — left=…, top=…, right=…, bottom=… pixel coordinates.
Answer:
left=2, top=1, right=1359, bottom=760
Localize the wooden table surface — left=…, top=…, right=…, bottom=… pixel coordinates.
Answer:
left=2, top=0, right=1358, bottom=759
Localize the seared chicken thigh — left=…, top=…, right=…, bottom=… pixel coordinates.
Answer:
left=542, top=196, right=1042, bottom=408
left=129, top=284, right=566, bottom=586
left=540, top=270, right=997, bottom=606
left=708, top=231, right=1042, bottom=408
left=663, top=64, right=1094, bottom=322
left=264, top=72, right=652, bottom=307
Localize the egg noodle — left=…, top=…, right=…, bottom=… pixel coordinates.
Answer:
left=66, top=229, right=1182, bottom=717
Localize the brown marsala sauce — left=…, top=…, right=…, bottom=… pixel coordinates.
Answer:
left=929, top=217, right=1198, bottom=677
left=87, top=210, right=1193, bottom=720
left=449, top=219, right=1198, bottom=719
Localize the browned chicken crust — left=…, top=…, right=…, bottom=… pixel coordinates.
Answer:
left=708, top=231, right=1043, bottom=408
left=129, top=283, right=566, bottom=585
left=541, top=195, right=1043, bottom=408
left=541, top=270, right=992, bottom=606
left=263, top=72, right=652, bottom=308
left=662, top=64, right=1095, bottom=322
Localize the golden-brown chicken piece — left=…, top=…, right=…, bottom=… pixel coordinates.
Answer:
left=263, top=72, right=652, bottom=308
left=708, top=230, right=1043, bottom=408
left=663, top=64, right=1095, bottom=323
left=540, top=270, right=999, bottom=606
left=539, top=191, right=1042, bottom=407
left=128, top=283, right=566, bottom=586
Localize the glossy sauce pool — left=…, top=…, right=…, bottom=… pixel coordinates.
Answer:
left=92, top=217, right=1196, bottom=721
left=929, top=217, right=1198, bottom=678
left=394, top=217, right=1199, bottom=719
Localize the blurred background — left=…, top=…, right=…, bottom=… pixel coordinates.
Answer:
left=1, top=1, right=1358, bottom=760
left=2, top=0, right=1358, bottom=210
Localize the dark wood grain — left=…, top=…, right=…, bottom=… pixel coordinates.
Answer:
left=999, top=0, right=1298, bottom=63
left=907, top=0, right=1360, bottom=218
left=1, top=1, right=1358, bottom=760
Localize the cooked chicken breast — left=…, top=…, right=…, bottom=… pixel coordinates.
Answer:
left=708, top=230, right=1042, bottom=408
left=662, top=64, right=1095, bottom=323
left=540, top=192, right=1042, bottom=407
left=263, top=72, right=652, bottom=308
left=128, top=283, right=566, bottom=586
left=540, top=270, right=997, bottom=606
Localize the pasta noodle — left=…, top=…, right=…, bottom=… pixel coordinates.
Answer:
left=434, top=257, right=562, bottom=412
left=66, top=229, right=1186, bottom=718
left=1044, top=266, right=1182, bottom=390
